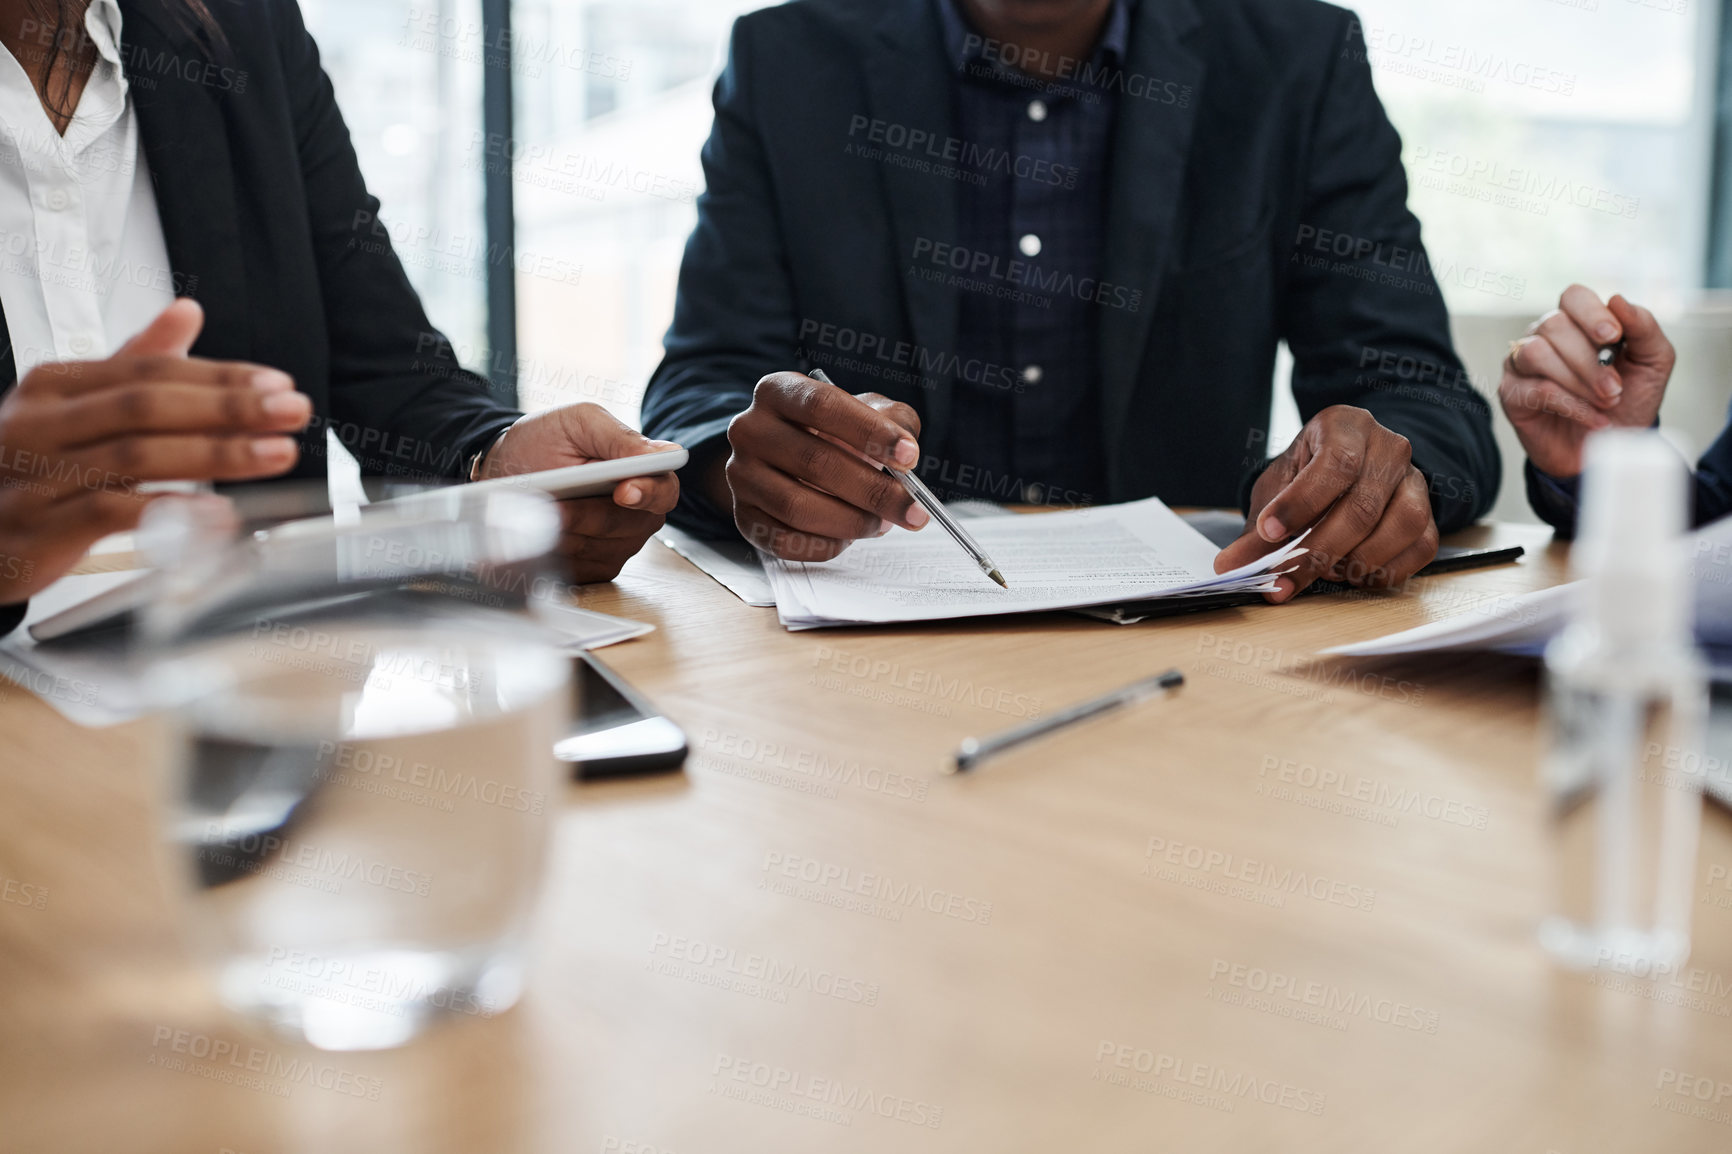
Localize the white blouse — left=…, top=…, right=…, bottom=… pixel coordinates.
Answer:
left=0, top=0, right=174, bottom=378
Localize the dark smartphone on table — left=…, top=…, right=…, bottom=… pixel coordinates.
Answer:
left=555, top=653, right=688, bottom=778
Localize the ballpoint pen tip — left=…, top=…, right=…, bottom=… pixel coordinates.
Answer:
left=988, top=569, right=1008, bottom=589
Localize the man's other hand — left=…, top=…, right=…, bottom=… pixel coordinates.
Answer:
left=1214, top=405, right=1438, bottom=602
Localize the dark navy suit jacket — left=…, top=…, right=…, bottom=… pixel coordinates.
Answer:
left=641, top=0, right=1501, bottom=538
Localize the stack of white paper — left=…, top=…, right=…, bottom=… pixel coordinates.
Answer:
left=763, top=497, right=1308, bottom=631
left=1318, top=583, right=1576, bottom=659
left=1320, top=513, right=1732, bottom=662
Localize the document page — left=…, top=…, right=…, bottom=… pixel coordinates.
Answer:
left=1323, top=512, right=1732, bottom=661
left=765, top=497, right=1307, bottom=629
left=657, top=526, right=777, bottom=607
left=1318, top=582, right=1576, bottom=659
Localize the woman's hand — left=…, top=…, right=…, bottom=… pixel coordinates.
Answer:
left=0, top=300, right=310, bottom=605
left=1499, top=286, right=1674, bottom=479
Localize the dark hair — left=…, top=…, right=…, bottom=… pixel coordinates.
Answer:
left=28, top=0, right=228, bottom=117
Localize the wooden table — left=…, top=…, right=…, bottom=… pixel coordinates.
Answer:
left=3, top=521, right=1731, bottom=1154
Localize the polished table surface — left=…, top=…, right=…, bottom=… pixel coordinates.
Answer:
left=3, top=521, right=1731, bottom=1153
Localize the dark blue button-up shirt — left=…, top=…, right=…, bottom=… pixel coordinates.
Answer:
left=927, top=0, right=1129, bottom=509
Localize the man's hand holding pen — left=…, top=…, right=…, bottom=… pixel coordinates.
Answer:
left=709, top=371, right=930, bottom=561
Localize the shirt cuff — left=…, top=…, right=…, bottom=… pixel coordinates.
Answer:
left=1523, top=458, right=1583, bottom=537
left=462, top=415, right=523, bottom=481
left=665, top=417, right=739, bottom=539
left=1532, top=467, right=1581, bottom=505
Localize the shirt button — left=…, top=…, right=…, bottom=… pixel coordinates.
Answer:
left=1027, top=99, right=1048, bottom=122
left=1024, top=483, right=1046, bottom=504
left=1022, top=365, right=1044, bottom=385
left=1018, top=233, right=1042, bottom=257
left=46, top=189, right=70, bottom=212
left=69, top=334, right=94, bottom=356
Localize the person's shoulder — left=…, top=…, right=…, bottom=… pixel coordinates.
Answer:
left=184, top=0, right=296, bottom=35
left=731, top=0, right=889, bottom=50
left=1190, top=0, right=1358, bottom=46
left=138, top=0, right=304, bottom=58
left=1178, top=0, right=1362, bottom=86
left=118, top=0, right=290, bottom=81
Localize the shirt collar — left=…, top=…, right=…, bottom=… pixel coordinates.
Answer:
left=85, top=0, right=129, bottom=72
left=936, top=0, right=1131, bottom=82
left=0, top=0, right=131, bottom=154
left=66, top=0, right=132, bottom=145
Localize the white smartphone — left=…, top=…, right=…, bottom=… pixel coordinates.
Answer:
left=462, top=448, right=689, bottom=500
left=29, top=570, right=159, bottom=642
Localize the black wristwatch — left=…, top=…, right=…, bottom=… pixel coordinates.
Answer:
left=468, top=423, right=517, bottom=483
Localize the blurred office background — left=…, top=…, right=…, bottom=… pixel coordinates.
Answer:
left=300, top=0, right=1731, bottom=524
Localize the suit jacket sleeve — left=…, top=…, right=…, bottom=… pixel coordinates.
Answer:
left=271, top=0, right=519, bottom=481
left=1272, top=14, right=1501, bottom=534
left=639, top=17, right=796, bottom=537
left=1525, top=414, right=1732, bottom=538
left=1524, top=460, right=1581, bottom=536
left=1690, top=418, right=1732, bottom=531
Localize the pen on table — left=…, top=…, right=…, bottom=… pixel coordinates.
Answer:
left=950, top=669, right=1185, bottom=774
left=807, top=367, right=1008, bottom=589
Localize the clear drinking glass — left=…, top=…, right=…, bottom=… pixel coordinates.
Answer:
left=1539, top=635, right=1706, bottom=972
left=1537, top=432, right=1706, bottom=973
left=139, top=486, right=573, bottom=1049
left=155, top=620, right=570, bottom=1051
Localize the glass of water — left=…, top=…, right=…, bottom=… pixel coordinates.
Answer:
left=154, top=618, right=570, bottom=1051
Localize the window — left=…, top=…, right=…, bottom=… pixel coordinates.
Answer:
left=507, top=0, right=759, bottom=423
left=301, top=0, right=490, bottom=362
left=1352, top=0, right=1711, bottom=315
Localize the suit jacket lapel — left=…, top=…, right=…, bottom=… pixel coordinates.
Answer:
left=1098, top=0, right=1205, bottom=478
left=0, top=310, right=14, bottom=389
left=120, top=0, right=250, bottom=362
left=859, top=0, right=960, bottom=447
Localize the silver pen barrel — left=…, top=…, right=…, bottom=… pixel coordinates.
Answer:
left=888, top=466, right=1007, bottom=588
left=951, top=670, right=1185, bottom=773
left=806, top=368, right=1008, bottom=588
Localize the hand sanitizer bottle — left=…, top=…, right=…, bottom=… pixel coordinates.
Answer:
left=1539, top=431, right=1706, bottom=972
